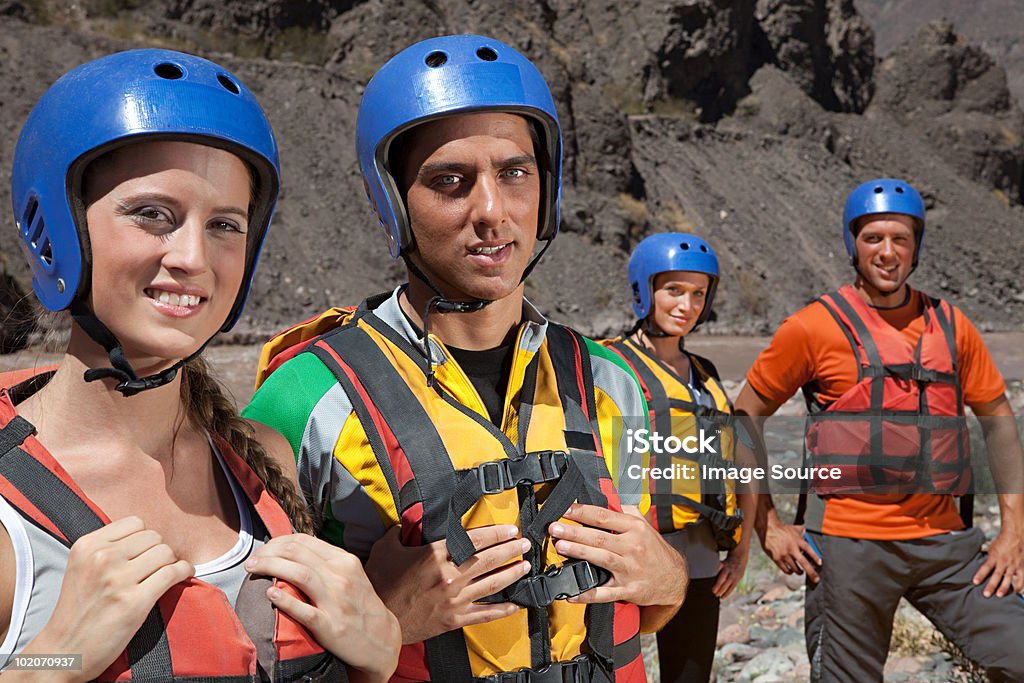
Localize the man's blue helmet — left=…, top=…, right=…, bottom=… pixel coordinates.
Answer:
left=628, top=233, right=720, bottom=321
left=842, top=178, right=925, bottom=267
left=12, top=48, right=280, bottom=332
left=356, top=34, right=562, bottom=258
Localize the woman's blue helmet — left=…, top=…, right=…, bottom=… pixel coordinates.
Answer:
left=11, top=48, right=280, bottom=332
left=629, top=232, right=720, bottom=322
left=842, top=178, right=925, bottom=267
left=356, top=34, right=562, bottom=258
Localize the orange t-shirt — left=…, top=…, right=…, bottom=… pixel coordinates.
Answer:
left=747, top=287, right=1006, bottom=540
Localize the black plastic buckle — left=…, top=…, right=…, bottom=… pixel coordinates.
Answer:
left=477, top=460, right=511, bottom=495
left=482, top=655, right=595, bottom=683
left=536, top=450, right=569, bottom=481
left=476, top=452, right=570, bottom=496
left=529, top=561, right=606, bottom=606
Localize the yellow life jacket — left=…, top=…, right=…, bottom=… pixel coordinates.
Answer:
left=260, top=295, right=646, bottom=683
left=605, top=338, right=742, bottom=548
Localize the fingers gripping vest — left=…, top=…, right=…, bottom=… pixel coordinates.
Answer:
left=802, top=286, right=970, bottom=495
left=302, top=302, right=645, bottom=683
left=606, top=339, right=742, bottom=548
left=0, top=389, right=346, bottom=682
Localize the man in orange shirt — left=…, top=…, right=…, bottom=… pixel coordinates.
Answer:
left=735, top=178, right=1024, bottom=681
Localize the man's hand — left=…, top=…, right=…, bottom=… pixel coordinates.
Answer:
left=364, top=524, right=529, bottom=643
left=973, top=395, right=1024, bottom=598
left=547, top=503, right=687, bottom=607
left=758, top=509, right=821, bottom=582
left=973, top=525, right=1024, bottom=598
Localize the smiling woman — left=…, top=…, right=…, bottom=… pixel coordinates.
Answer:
left=601, top=232, right=755, bottom=683
left=0, top=49, right=399, bottom=682
left=82, top=142, right=251, bottom=365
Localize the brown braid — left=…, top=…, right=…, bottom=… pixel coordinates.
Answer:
left=180, top=357, right=316, bottom=534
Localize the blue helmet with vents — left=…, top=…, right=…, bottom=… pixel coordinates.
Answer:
left=628, top=232, right=720, bottom=321
left=842, top=178, right=925, bottom=267
left=12, top=48, right=280, bottom=332
left=356, top=34, right=562, bottom=258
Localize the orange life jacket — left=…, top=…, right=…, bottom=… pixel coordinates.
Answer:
left=0, top=381, right=346, bottom=682
left=802, top=286, right=971, bottom=496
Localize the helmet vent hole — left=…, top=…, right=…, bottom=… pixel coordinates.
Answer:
left=425, top=51, right=448, bottom=67
left=680, top=242, right=690, bottom=250
left=873, top=186, right=883, bottom=194
left=154, top=63, right=184, bottom=80
left=217, top=74, right=240, bottom=94
left=895, top=186, right=904, bottom=194
left=21, top=197, right=39, bottom=238
left=39, top=239, right=53, bottom=266
left=700, top=245, right=708, bottom=252
left=476, top=47, right=498, bottom=61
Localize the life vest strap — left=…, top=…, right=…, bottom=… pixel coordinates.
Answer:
left=473, top=653, right=604, bottom=683
left=666, top=398, right=732, bottom=422
left=862, top=363, right=958, bottom=384
left=476, top=559, right=610, bottom=607
left=473, top=451, right=570, bottom=495
left=661, top=494, right=744, bottom=549
left=446, top=451, right=572, bottom=566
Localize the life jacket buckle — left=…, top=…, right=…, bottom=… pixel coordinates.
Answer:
left=475, top=451, right=570, bottom=496
left=536, top=450, right=569, bottom=482
left=525, top=561, right=608, bottom=606
left=477, top=460, right=512, bottom=495
left=479, top=654, right=596, bottom=683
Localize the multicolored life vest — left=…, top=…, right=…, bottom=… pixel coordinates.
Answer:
left=802, top=286, right=971, bottom=496
left=605, top=338, right=742, bottom=548
left=261, top=295, right=646, bottom=683
left=0, top=379, right=346, bottom=683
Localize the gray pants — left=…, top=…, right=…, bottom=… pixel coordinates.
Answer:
left=805, top=527, right=1024, bottom=682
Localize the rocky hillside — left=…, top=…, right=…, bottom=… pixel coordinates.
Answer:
left=2, top=0, right=1023, bottom=352
left=855, top=0, right=1024, bottom=105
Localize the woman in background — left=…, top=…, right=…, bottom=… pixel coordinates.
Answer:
left=604, top=232, right=754, bottom=683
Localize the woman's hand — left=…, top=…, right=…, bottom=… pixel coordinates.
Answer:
left=712, top=544, right=750, bottom=599
left=245, top=534, right=401, bottom=683
left=22, top=516, right=194, bottom=682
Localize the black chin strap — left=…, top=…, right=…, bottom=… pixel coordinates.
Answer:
left=403, top=257, right=489, bottom=387
left=401, top=238, right=554, bottom=387
left=629, top=318, right=686, bottom=353
left=70, top=301, right=194, bottom=398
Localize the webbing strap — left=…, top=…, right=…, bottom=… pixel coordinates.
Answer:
left=318, top=323, right=456, bottom=544
left=609, top=341, right=674, bottom=532
left=472, top=654, right=600, bottom=683
left=0, top=416, right=174, bottom=680
left=477, top=560, right=609, bottom=607
left=824, top=292, right=889, bottom=488
left=425, top=630, right=475, bottom=683
left=545, top=327, right=618, bottom=679
left=314, top=320, right=475, bottom=682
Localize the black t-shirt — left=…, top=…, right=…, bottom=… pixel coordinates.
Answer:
left=447, top=343, right=515, bottom=426
left=397, top=301, right=514, bottom=425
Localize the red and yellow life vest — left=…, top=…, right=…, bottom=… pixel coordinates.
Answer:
left=803, top=286, right=971, bottom=496
left=261, top=295, right=646, bottom=683
left=0, top=382, right=345, bottom=683
left=605, top=338, right=742, bottom=548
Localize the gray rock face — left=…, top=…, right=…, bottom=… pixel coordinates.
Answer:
left=871, top=19, right=1024, bottom=202
left=755, top=0, right=875, bottom=112
left=2, top=0, right=1024, bottom=346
